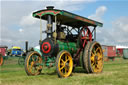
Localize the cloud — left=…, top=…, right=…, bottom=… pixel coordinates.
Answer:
left=20, top=0, right=97, bottom=26
left=88, top=6, right=107, bottom=22
left=111, top=17, right=128, bottom=43
left=1, top=1, right=128, bottom=49
left=96, top=16, right=128, bottom=46
left=19, top=28, right=24, bottom=32
left=1, top=0, right=97, bottom=49
left=20, top=13, right=38, bottom=26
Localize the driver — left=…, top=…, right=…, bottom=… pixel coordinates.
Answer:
left=53, top=25, right=66, bottom=40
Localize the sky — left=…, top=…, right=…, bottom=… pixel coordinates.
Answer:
left=0, top=0, right=128, bottom=49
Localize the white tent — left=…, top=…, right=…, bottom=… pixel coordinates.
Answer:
left=116, top=45, right=128, bottom=49
left=34, top=45, right=40, bottom=50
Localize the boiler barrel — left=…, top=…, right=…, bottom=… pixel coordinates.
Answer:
left=40, top=38, right=77, bottom=56
left=57, top=40, right=77, bottom=54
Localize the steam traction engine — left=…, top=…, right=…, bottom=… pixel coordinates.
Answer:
left=24, top=6, right=103, bottom=78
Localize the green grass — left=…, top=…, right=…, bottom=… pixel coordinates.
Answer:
left=0, top=57, right=128, bottom=85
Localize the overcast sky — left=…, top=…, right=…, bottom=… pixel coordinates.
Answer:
left=0, top=0, right=128, bottom=49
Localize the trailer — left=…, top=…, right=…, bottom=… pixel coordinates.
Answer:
left=10, top=46, right=23, bottom=56
left=102, top=45, right=116, bottom=61
left=0, top=45, right=8, bottom=66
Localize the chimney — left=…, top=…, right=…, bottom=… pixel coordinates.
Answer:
left=46, top=6, right=54, bottom=9
left=25, top=41, right=28, bottom=53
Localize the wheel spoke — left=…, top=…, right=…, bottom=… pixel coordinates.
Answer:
left=31, top=61, right=34, bottom=68
left=32, top=56, right=35, bottom=61
left=65, top=55, right=68, bottom=61
left=91, top=51, right=95, bottom=56
left=91, top=61, right=95, bottom=66
left=96, top=47, right=100, bottom=52
left=82, top=29, right=86, bottom=36
left=29, top=61, right=34, bottom=72
left=81, top=36, right=86, bottom=39
left=97, top=52, right=103, bottom=61
left=57, top=51, right=73, bottom=77
left=65, top=67, right=67, bottom=74
left=98, top=58, right=103, bottom=61
left=60, top=59, right=65, bottom=63
left=91, top=63, right=95, bottom=70
left=65, top=56, right=70, bottom=63
left=91, top=57, right=94, bottom=62
left=60, top=65, right=65, bottom=70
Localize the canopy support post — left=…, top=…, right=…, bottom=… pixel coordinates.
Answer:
left=40, top=17, right=42, bottom=43
left=94, top=26, right=96, bottom=41
left=55, top=15, right=57, bottom=43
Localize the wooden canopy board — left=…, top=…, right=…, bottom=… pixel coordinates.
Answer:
left=33, top=9, right=103, bottom=28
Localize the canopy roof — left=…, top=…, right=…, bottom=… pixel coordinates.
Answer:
left=33, top=7, right=103, bottom=28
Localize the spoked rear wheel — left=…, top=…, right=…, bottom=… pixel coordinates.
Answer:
left=56, top=50, right=73, bottom=78
left=0, top=54, right=3, bottom=66
left=25, top=51, right=42, bottom=75
left=88, top=41, right=103, bottom=73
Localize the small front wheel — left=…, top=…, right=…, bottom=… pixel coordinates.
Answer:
left=56, top=50, right=73, bottom=78
left=25, top=51, right=42, bottom=76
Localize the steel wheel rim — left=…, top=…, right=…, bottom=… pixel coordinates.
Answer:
left=90, top=44, right=103, bottom=73
left=27, top=53, right=42, bottom=75
left=58, top=51, right=73, bottom=77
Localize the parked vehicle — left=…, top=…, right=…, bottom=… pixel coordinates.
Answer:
left=123, top=49, right=128, bottom=59
left=116, top=48, right=123, bottom=57
left=24, top=6, right=103, bottom=78
left=11, top=46, right=23, bottom=56
left=0, top=45, right=8, bottom=66
left=102, top=45, right=116, bottom=61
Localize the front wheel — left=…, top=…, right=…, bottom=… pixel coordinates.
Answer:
left=25, top=51, right=42, bottom=76
left=56, top=50, right=73, bottom=78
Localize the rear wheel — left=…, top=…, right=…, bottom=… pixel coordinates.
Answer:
left=56, top=50, right=73, bottom=78
left=25, top=51, right=42, bottom=75
left=88, top=41, right=103, bottom=73
left=0, top=54, right=3, bottom=66
left=82, top=42, right=91, bottom=73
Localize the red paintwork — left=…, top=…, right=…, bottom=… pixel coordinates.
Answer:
left=75, top=16, right=95, bottom=25
left=81, top=26, right=92, bottom=48
left=37, top=10, right=60, bottom=16
left=0, top=48, right=6, bottom=56
left=42, top=42, right=51, bottom=53
left=107, top=46, right=116, bottom=57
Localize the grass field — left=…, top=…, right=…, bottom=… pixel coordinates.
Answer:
left=0, top=57, right=128, bottom=85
